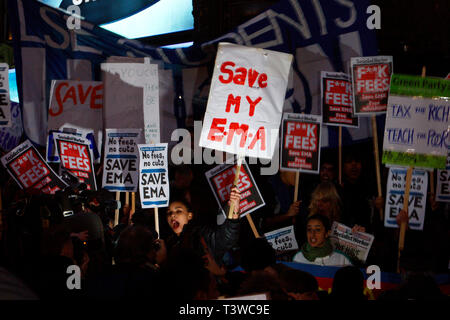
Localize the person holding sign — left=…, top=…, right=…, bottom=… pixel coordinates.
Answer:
left=293, top=214, right=352, bottom=267
left=164, top=187, right=242, bottom=271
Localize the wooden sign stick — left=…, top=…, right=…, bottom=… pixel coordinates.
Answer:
left=397, top=166, right=413, bottom=273
left=371, top=115, right=384, bottom=221
left=420, top=66, right=435, bottom=196
left=114, top=191, right=120, bottom=227
left=338, top=126, right=342, bottom=185
left=294, top=171, right=300, bottom=202
left=154, top=207, right=160, bottom=239
left=246, top=214, right=261, bottom=238
left=129, top=192, right=136, bottom=225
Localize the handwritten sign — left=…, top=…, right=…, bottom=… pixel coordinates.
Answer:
left=1, top=140, right=67, bottom=194
left=54, top=132, right=97, bottom=191
left=351, top=56, right=393, bottom=115
left=280, top=113, right=322, bottom=174
left=199, top=42, right=293, bottom=160
left=138, top=143, right=169, bottom=208
left=47, top=80, right=103, bottom=157
left=384, top=167, right=428, bottom=230
left=264, top=225, right=299, bottom=254
left=382, top=74, right=450, bottom=169
left=321, top=71, right=358, bottom=127
left=102, top=129, right=143, bottom=192
left=436, top=152, right=450, bottom=202
left=330, top=222, right=374, bottom=263
left=102, top=63, right=160, bottom=144
left=0, top=63, right=11, bottom=127
left=205, top=159, right=265, bottom=218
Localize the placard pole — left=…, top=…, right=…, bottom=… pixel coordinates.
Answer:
left=397, top=166, right=413, bottom=273
left=371, top=115, right=384, bottom=221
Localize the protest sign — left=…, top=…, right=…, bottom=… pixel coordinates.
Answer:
left=0, top=63, right=11, bottom=127
left=54, top=132, right=97, bottom=191
left=138, top=143, right=169, bottom=208
left=102, top=63, right=160, bottom=144
left=102, top=129, right=143, bottom=192
left=321, top=71, right=358, bottom=127
left=382, top=74, right=450, bottom=169
left=330, top=222, right=374, bottom=263
left=351, top=56, right=393, bottom=115
left=199, top=42, right=293, bottom=160
left=280, top=113, right=322, bottom=174
left=46, top=129, right=99, bottom=163
left=205, top=159, right=265, bottom=218
left=264, top=225, right=299, bottom=254
left=0, top=102, right=22, bottom=152
left=47, top=80, right=103, bottom=157
left=436, top=152, right=450, bottom=202
left=384, top=167, right=428, bottom=230
left=1, top=140, right=67, bottom=194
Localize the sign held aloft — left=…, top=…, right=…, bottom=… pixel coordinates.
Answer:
left=199, top=42, right=293, bottom=160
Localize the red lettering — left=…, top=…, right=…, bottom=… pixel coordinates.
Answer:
left=63, top=86, right=77, bottom=105
left=246, top=96, right=262, bottom=116
left=219, top=61, right=235, bottom=84
left=207, top=118, right=226, bottom=142
left=227, top=122, right=249, bottom=147
left=247, top=69, right=259, bottom=87
left=50, top=82, right=69, bottom=117
left=258, top=73, right=268, bottom=88
left=226, top=94, right=241, bottom=113
left=233, top=67, right=247, bottom=85
left=248, top=127, right=266, bottom=151
left=90, top=84, right=103, bottom=109
left=77, top=84, right=92, bottom=105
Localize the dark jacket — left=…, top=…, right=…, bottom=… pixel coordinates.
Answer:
left=166, top=218, right=240, bottom=264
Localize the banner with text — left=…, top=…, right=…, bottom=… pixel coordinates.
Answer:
left=47, top=80, right=103, bottom=160
left=321, top=71, right=358, bottom=127
left=330, top=221, right=374, bottom=263
left=102, top=129, right=143, bottom=192
left=1, top=140, right=67, bottom=194
left=199, top=42, right=293, bottom=160
left=351, top=56, right=393, bottom=115
left=382, top=74, right=450, bottom=169
left=384, top=167, right=428, bottom=230
left=102, top=63, right=160, bottom=144
left=436, top=152, right=450, bottom=202
left=138, top=143, right=169, bottom=208
left=264, top=225, right=299, bottom=254
left=0, top=63, right=11, bottom=127
left=280, top=113, right=322, bottom=174
left=205, top=159, right=265, bottom=218
left=54, top=132, right=97, bottom=191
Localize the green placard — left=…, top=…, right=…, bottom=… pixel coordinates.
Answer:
left=382, top=150, right=447, bottom=169
left=390, top=74, right=450, bottom=98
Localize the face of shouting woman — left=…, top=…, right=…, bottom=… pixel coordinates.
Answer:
left=166, top=201, right=193, bottom=236
left=306, top=219, right=328, bottom=248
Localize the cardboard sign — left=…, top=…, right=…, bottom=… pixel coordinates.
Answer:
left=1, top=140, right=67, bottom=194
left=321, top=71, right=358, bottom=127
left=0, top=63, right=11, bottom=127
left=47, top=80, right=103, bottom=157
left=280, top=113, right=322, bottom=174
left=138, top=143, right=169, bottom=208
left=102, top=129, right=143, bottom=192
left=351, top=56, right=393, bottom=115
left=330, top=222, right=374, bottom=263
left=264, top=225, right=299, bottom=254
left=54, top=132, right=97, bottom=191
left=199, top=42, right=293, bottom=160
left=384, top=167, right=428, bottom=230
left=205, top=159, right=265, bottom=218
left=382, top=74, right=450, bottom=169
left=436, top=152, right=450, bottom=202
left=102, top=63, right=160, bottom=144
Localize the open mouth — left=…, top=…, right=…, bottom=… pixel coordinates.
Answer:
left=172, top=220, right=180, bottom=230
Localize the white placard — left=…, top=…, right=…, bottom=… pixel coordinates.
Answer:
left=199, top=42, right=293, bottom=160
left=436, top=152, right=450, bottom=202
left=330, top=222, right=374, bottom=263
left=264, top=225, right=299, bottom=253
left=384, top=167, right=428, bottom=230
left=102, top=129, right=143, bottom=192
left=138, top=143, right=169, bottom=208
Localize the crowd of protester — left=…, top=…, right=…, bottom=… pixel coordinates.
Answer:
left=0, top=142, right=448, bottom=300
